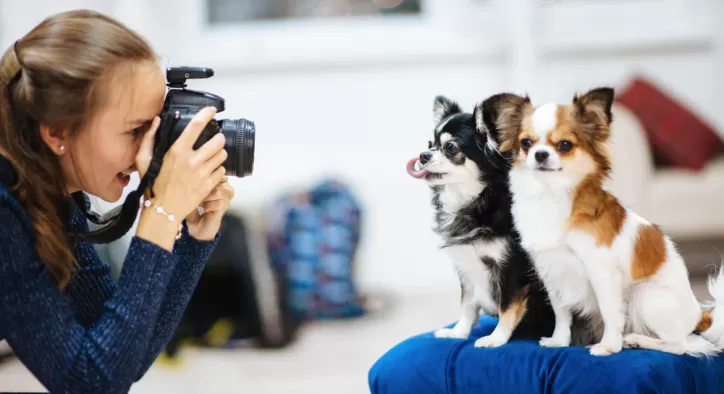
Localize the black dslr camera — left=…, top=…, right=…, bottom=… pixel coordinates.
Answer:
left=72, top=66, right=256, bottom=244
left=156, top=66, right=255, bottom=178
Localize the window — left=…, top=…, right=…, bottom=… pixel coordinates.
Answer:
left=143, top=0, right=710, bottom=72
left=206, top=0, right=422, bottom=24
left=536, top=0, right=714, bottom=54
left=155, top=0, right=503, bottom=72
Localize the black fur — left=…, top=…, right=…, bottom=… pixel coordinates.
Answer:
left=423, top=95, right=556, bottom=343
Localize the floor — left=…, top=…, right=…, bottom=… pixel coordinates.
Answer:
left=0, top=288, right=461, bottom=394
left=0, top=280, right=713, bottom=393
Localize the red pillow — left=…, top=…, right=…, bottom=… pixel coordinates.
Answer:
left=615, top=77, right=724, bottom=171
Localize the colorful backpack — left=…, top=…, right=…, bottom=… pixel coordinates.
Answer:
left=265, top=178, right=366, bottom=320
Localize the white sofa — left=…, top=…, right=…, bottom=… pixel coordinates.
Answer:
left=606, top=104, right=724, bottom=274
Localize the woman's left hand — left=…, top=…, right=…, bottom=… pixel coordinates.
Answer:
left=186, top=176, right=235, bottom=241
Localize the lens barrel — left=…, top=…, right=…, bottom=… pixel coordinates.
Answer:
left=220, top=118, right=255, bottom=178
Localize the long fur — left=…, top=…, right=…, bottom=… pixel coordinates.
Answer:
left=484, top=87, right=724, bottom=357
left=410, top=95, right=597, bottom=347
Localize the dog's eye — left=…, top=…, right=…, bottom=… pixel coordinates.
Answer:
left=557, top=140, right=573, bottom=153
left=444, top=142, right=458, bottom=155
left=520, top=138, right=533, bottom=149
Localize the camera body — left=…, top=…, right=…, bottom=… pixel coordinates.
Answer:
left=156, top=66, right=255, bottom=178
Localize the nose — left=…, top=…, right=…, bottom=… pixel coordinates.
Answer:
left=420, top=151, right=432, bottom=164
left=535, top=150, right=549, bottom=163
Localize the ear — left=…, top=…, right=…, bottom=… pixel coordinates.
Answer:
left=475, top=92, right=532, bottom=152
left=432, top=95, right=462, bottom=126
left=39, top=124, right=70, bottom=156
left=572, top=87, right=614, bottom=138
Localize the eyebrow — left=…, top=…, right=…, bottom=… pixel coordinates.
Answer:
left=126, top=118, right=154, bottom=128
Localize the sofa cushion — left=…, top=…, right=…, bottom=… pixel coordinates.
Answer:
left=615, top=76, right=724, bottom=171
left=369, top=315, right=724, bottom=394
left=641, top=156, right=724, bottom=238
left=605, top=104, right=656, bottom=209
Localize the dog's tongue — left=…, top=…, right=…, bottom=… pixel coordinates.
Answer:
left=406, top=157, right=428, bottom=179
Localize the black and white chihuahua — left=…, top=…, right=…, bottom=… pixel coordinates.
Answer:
left=406, top=95, right=599, bottom=348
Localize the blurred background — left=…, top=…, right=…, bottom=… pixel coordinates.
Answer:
left=1, top=0, right=724, bottom=393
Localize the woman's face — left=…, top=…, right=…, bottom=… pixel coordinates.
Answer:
left=61, top=60, right=166, bottom=203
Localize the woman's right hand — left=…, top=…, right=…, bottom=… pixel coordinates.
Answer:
left=151, top=106, right=228, bottom=219
left=135, top=106, right=228, bottom=250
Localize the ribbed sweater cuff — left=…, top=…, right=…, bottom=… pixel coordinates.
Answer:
left=174, top=224, right=220, bottom=264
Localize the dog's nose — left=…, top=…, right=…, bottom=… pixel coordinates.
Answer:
left=534, top=150, right=549, bottom=163
left=420, top=151, right=432, bottom=165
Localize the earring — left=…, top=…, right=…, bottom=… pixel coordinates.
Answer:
left=59, top=146, right=65, bottom=155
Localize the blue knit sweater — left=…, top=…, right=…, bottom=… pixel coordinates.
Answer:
left=0, top=156, right=219, bottom=393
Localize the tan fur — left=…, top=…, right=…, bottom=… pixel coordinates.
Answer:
left=630, top=224, right=667, bottom=280
left=547, top=110, right=578, bottom=158
left=478, top=92, right=534, bottom=153
left=568, top=175, right=627, bottom=247
left=498, top=103, right=534, bottom=152
left=569, top=94, right=614, bottom=176
left=511, top=120, right=534, bottom=167
left=518, top=127, right=539, bottom=146
left=695, top=309, right=713, bottom=333
left=497, top=286, right=529, bottom=331
left=572, top=90, right=614, bottom=141
left=544, top=94, right=626, bottom=247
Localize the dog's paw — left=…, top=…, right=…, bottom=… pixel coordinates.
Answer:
left=474, top=334, right=508, bottom=348
left=539, top=336, right=570, bottom=348
left=622, top=334, right=642, bottom=349
left=434, top=328, right=468, bottom=339
left=589, top=341, right=622, bottom=356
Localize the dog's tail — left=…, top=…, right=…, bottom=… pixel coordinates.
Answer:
left=685, top=265, right=724, bottom=357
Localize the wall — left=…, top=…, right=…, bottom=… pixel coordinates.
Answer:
left=1, top=0, right=722, bottom=293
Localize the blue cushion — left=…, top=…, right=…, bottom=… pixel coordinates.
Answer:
left=369, top=315, right=724, bottom=394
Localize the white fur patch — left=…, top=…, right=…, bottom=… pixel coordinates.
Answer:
left=486, top=138, right=498, bottom=152
left=423, top=132, right=484, bottom=203
left=473, top=108, right=499, bottom=151
left=435, top=115, right=456, bottom=133
left=438, top=182, right=484, bottom=214
left=509, top=166, right=601, bottom=348
left=531, top=103, right=559, bottom=139
left=443, top=238, right=509, bottom=316
left=523, top=103, right=561, bottom=171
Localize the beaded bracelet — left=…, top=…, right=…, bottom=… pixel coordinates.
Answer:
left=143, top=198, right=183, bottom=240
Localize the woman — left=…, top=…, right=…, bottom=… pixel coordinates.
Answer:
left=0, top=9, right=235, bottom=393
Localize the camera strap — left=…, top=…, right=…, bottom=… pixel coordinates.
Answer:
left=70, top=161, right=159, bottom=244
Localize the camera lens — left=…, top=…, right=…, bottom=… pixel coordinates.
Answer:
left=219, top=118, right=255, bottom=178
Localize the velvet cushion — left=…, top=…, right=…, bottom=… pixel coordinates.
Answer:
left=369, top=315, right=724, bottom=394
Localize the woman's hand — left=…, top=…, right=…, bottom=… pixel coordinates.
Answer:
left=133, top=107, right=228, bottom=250
left=144, top=106, right=227, bottom=216
left=186, top=177, right=235, bottom=241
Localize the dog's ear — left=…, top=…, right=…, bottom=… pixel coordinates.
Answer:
left=432, top=95, right=462, bottom=126
left=474, top=92, right=531, bottom=152
left=572, top=87, right=614, bottom=140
